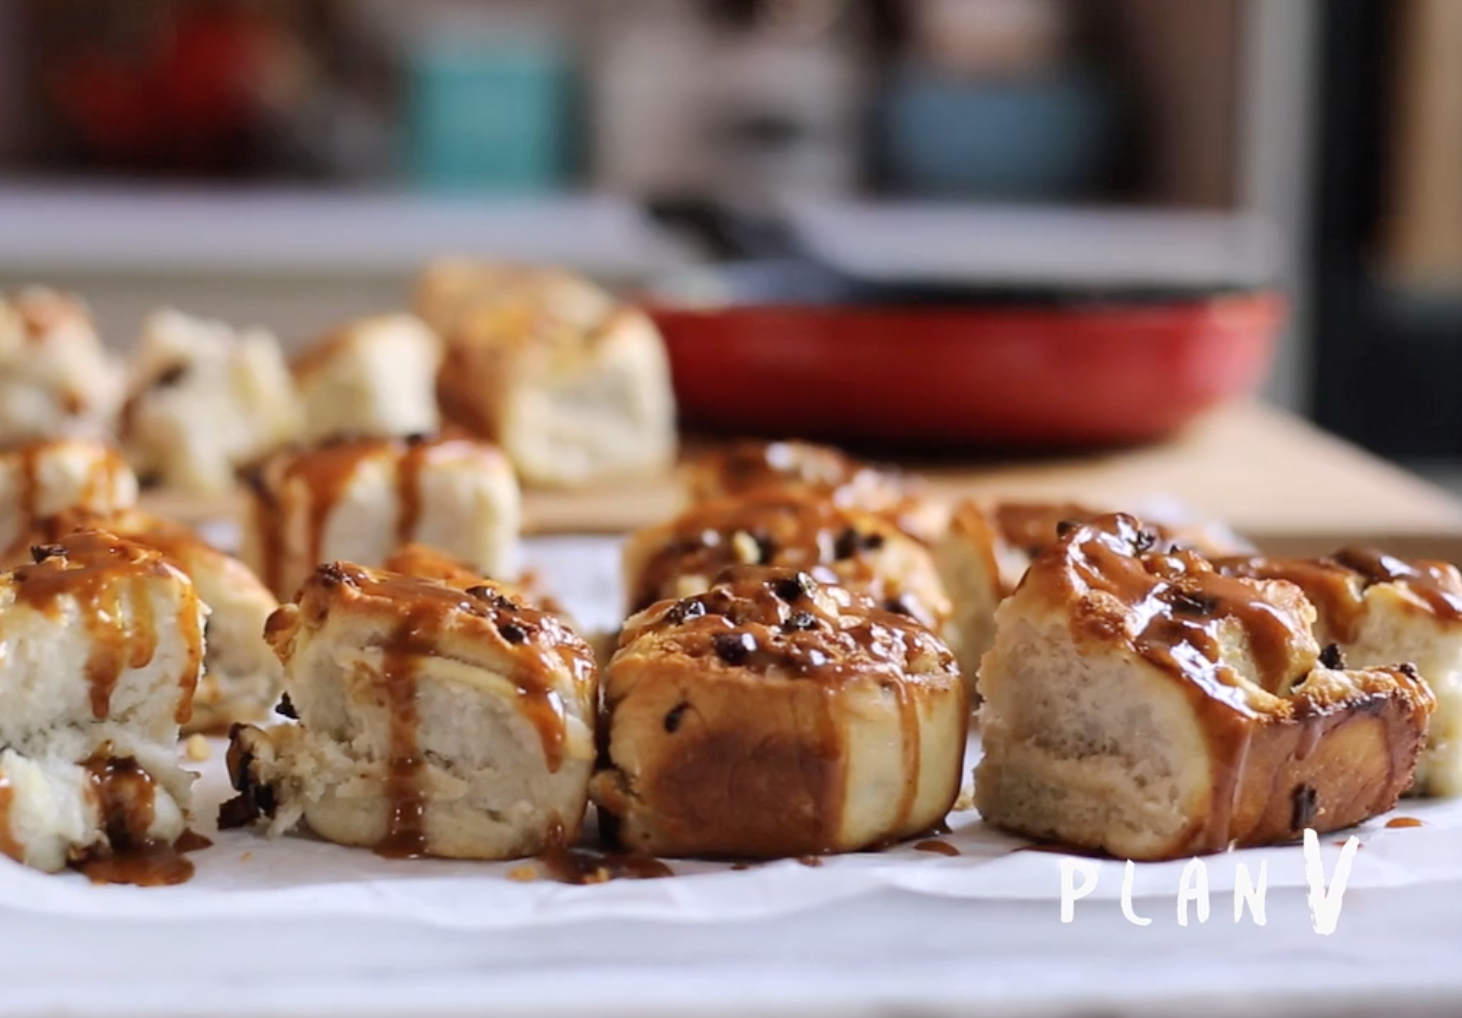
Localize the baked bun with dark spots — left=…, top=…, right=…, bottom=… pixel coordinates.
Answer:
left=975, top=513, right=1435, bottom=861
left=683, top=439, right=947, bottom=545
left=1216, top=550, right=1462, bottom=796
left=221, top=561, right=597, bottom=860
left=937, top=499, right=1250, bottom=702
left=591, top=565, right=968, bottom=858
left=623, top=491, right=951, bottom=640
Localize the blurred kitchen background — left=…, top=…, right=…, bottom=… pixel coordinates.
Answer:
left=0, top=1, right=1455, bottom=470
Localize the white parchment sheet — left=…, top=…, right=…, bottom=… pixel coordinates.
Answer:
left=0, top=535, right=1457, bottom=934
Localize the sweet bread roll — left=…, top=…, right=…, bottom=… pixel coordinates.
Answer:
left=221, top=561, right=598, bottom=860
left=292, top=314, right=442, bottom=444
left=0, top=531, right=203, bottom=876
left=684, top=439, right=947, bottom=544
left=381, top=541, right=571, bottom=626
left=591, top=565, right=968, bottom=858
left=419, top=259, right=676, bottom=487
left=0, top=438, right=138, bottom=561
left=417, top=260, right=609, bottom=341
left=624, top=492, right=951, bottom=637
left=1217, top=550, right=1462, bottom=797
left=241, top=434, right=520, bottom=600
left=0, top=288, right=123, bottom=443
left=121, top=308, right=303, bottom=494
left=938, top=500, right=1248, bottom=699
left=974, top=513, right=1435, bottom=860
left=21, top=509, right=281, bottom=735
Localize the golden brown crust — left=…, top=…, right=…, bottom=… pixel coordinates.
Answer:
left=624, top=491, right=951, bottom=635
left=246, top=561, right=597, bottom=858
left=685, top=440, right=945, bottom=544
left=269, top=562, right=595, bottom=766
left=979, top=513, right=1435, bottom=858
left=594, top=566, right=967, bottom=859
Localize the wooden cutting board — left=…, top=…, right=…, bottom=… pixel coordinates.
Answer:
left=140, top=402, right=1462, bottom=559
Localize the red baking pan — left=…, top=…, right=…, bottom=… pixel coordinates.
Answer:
left=642, top=202, right=1285, bottom=449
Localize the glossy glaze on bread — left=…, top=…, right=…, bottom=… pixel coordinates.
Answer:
left=976, top=513, right=1435, bottom=859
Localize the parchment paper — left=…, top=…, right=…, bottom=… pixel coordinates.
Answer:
left=2, top=536, right=1457, bottom=933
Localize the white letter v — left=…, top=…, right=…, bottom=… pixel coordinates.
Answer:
left=1303, top=829, right=1358, bottom=935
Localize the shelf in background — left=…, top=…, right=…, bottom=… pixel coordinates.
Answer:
left=0, top=183, right=688, bottom=280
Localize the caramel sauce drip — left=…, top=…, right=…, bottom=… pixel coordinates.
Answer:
left=1217, top=549, right=1462, bottom=645
left=73, top=753, right=195, bottom=887
left=1386, top=816, right=1424, bottom=828
left=174, top=829, right=213, bottom=852
left=913, top=839, right=960, bottom=856
left=0, top=776, right=21, bottom=862
left=253, top=436, right=486, bottom=598
left=372, top=603, right=434, bottom=859
left=307, top=564, right=590, bottom=855
left=993, top=502, right=1102, bottom=556
left=1055, top=515, right=1315, bottom=852
left=10, top=532, right=195, bottom=720
left=1065, top=519, right=1305, bottom=698
left=3, top=442, right=124, bottom=557
left=537, top=824, right=673, bottom=884
left=394, top=437, right=435, bottom=548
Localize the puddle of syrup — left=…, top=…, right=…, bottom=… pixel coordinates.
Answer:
left=174, top=829, right=213, bottom=853
left=1386, top=816, right=1424, bottom=829
left=537, top=843, right=673, bottom=885
left=75, top=847, right=194, bottom=887
left=913, top=839, right=960, bottom=856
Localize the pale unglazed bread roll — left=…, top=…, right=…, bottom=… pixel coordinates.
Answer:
left=592, top=565, right=968, bottom=858
left=0, top=438, right=138, bottom=561
left=419, top=259, right=676, bottom=487
left=0, top=288, right=124, bottom=443
left=937, top=500, right=1250, bottom=701
left=292, top=314, right=442, bottom=444
left=975, top=513, right=1435, bottom=861
left=20, top=509, right=281, bottom=735
left=0, top=531, right=204, bottom=875
left=1217, top=550, right=1462, bottom=797
left=122, top=308, right=303, bottom=494
left=624, top=491, right=951, bottom=639
left=222, top=562, right=598, bottom=860
left=684, top=439, right=948, bottom=545
left=241, top=434, right=520, bottom=600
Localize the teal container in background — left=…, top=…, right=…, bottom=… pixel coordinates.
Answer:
left=408, top=36, right=570, bottom=192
